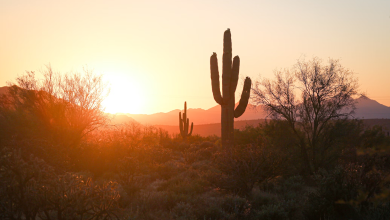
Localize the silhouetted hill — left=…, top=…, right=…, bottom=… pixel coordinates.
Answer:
left=106, top=113, right=138, bottom=125
left=124, top=96, right=390, bottom=126
left=126, top=103, right=267, bottom=126
left=354, top=95, right=390, bottom=119
left=0, top=86, right=9, bottom=95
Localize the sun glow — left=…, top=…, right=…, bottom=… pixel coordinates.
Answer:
left=103, top=76, right=146, bottom=114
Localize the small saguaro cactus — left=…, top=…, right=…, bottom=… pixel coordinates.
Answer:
left=210, top=29, right=251, bottom=147
left=179, top=101, right=193, bottom=140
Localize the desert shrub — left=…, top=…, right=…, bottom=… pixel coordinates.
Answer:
left=113, top=138, right=175, bottom=174
left=0, top=147, right=54, bottom=220
left=193, top=193, right=227, bottom=220
left=117, top=156, right=150, bottom=197
left=190, top=160, right=214, bottom=174
left=76, top=137, right=132, bottom=176
left=361, top=125, right=390, bottom=149
left=168, top=141, right=190, bottom=152
left=170, top=202, right=197, bottom=220
left=304, top=165, right=363, bottom=220
left=136, top=190, right=186, bottom=216
left=0, top=68, right=109, bottom=166
left=261, top=118, right=365, bottom=175
left=220, top=194, right=251, bottom=219
left=303, top=157, right=390, bottom=219
left=39, top=173, right=120, bottom=220
left=143, top=145, right=175, bottom=165
left=252, top=203, right=288, bottom=220
left=250, top=188, right=278, bottom=209
left=157, top=170, right=206, bottom=196
left=260, top=120, right=301, bottom=175
left=234, top=125, right=262, bottom=145
left=186, top=134, right=212, bottom=145
left=280, top=175, right=305, bottom=192
left=361, top=201, right=390, bottom=220
left=158, top=128, right=173, bottom=147
left=184, top=141, right=216, bottom=164
left=0, top=146, right=121, bottom=220
left=275, top=176, right=306, bottom=201
left=152, top=160, right=186, bottom=180
left=251, top=177, right=306, bottom=220
left=316, top=119, right=363, bottom=169
left=179, top=192, right=251, bottom=220
left=210, top=136, right=284, bottom=195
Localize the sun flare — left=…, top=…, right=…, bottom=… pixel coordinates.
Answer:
left=103, top=76, right=146, bottom=114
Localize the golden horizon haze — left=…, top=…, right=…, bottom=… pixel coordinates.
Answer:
left=1, top=0, right=389, bottom=114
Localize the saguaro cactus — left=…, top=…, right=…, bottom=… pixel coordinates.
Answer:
left=179, top=101, right=193, bottom=139
left=210, top=29, right=251, bottom=147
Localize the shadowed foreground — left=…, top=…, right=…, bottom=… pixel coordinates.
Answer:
left=0, top=57, right=389, bottom=220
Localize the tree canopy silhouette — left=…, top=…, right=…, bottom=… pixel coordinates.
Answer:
left=0, top=65, right=109, bottom=145
left=251, top=57, right=359, bottom=173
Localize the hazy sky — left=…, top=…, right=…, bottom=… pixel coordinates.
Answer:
left=1, top=0, right=389, bottom=114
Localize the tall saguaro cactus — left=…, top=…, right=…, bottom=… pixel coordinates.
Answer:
left=210, top=29, right=251, bottom=147
left=179, top=101, right=193, bottom=140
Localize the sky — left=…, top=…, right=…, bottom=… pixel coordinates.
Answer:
left=1, top=0, right=389, bottom=114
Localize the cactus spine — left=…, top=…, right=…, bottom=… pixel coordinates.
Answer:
left=179, top=101, right=193, bottom=139
left=210, top=29, right=251, bottom=147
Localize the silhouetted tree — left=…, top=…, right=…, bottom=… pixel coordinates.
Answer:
left=0, top=65, right=109, bottom=146
left=252, top=57, right=359, bottom=173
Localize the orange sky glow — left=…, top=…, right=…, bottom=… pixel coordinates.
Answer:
left=1, top=0, right=389, bottom=114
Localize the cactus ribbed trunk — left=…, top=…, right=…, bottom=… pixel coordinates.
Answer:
left=221, top=95, right=235, bottom=147
left=179, top=101, right=193, bottom=140
left=210, top=29, right=251, bottom=148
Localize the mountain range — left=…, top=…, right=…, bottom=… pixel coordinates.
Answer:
left=1, top=86, right=390, bottom=130
left=115, top=103, right=266, bottom=126
left=106, top=95, right=390, bottom=136
left=111, top=95, right=390, bottom=126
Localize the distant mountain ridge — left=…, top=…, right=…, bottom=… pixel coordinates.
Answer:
left=0, top=86, right=8, bottom=95
left=117, top=103, right=267, bottom=126
left=111, top=96, right=390, bottom=126
left=2, top=86, right=390, bottom=125
left=353, top=95, right=390, bottom=119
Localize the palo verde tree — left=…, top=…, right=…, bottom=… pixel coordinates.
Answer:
left=179, top=101, right=193, bottom=140
left=210, top=29, right=251, bottom=147
left=251, top=57, right=359, bottom=173
left=0, top=65, right=109, bottom=146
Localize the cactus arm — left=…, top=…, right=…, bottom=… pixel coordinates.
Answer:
left=183, top=112, right=187, bottom=135
left=189, top=122, right=193, bottom=136
left=210, top=29, right=251, bottom=147
left=186, top=118, right=190, bottom=134
left=230, top=56, right=240, bottom=95
left=179, top=112, right=184, bottom=136
left=210, top=53, right=223, bottom=105
left=179, top=101, right=193, bottom=139
left=184, top=102, right=188, bottom=134
left=222, top=29, right=232, bottom=104
left=234, top=77, right=252, bottom=118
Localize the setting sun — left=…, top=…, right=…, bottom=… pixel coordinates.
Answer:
left=103, top=75, right=146, bottom=114
left=1, top=1, right=390, bottom=219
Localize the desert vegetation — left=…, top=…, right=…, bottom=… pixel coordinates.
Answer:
left=0, top=31, right=389, bottom=220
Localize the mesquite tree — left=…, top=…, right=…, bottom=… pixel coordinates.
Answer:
left=251, top=57, right=359, bottom=173
left=179, top=101, right=193, bottom=140
left=210, top=29, right=251, bottom=147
